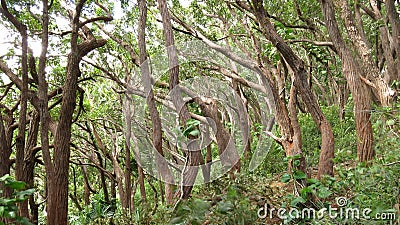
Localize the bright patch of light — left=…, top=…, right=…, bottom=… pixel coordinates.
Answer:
left=113, top=0, right=123, bottom=20
left=180, top=0, right=192, bottom=8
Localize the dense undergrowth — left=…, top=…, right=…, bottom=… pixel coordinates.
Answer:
left=3, top=105, right=399, bottom=224
left=63, top=104, right=400, bottom=224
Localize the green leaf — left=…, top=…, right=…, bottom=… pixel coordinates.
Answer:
left=0, top=174, right=10, bottom=182
left=17, top=188, right=35, bottom=196
left=6, top=181, right=26, bottom=190
left=226, top=187, right=237, bottom=199
left=18, top=217, right=33, bottom=225
left=193, top=199, right=210, bottom=211
left=290, top=196, right=306, bottom=207
left=292, top=155, right=302, bottom=159
left=281, top=173, right=291, bottom=183
left=16, top=188, right=35, bottom=200
left=300, top=187, right=312, bottom=199
left=386, top=119, right=395, bottom=126
left=169, top=216, right=184, bottom=224
left=186, top=119, right=200, bottom=127
left=188, top=129, right=200, bottom=136
left=217, top=201, right=233, bottom=213
left=317, top=186, right=332, bottom=198
left=306, top=178, right=320, bottom=184
left=293, top=171, right=307, bottom=180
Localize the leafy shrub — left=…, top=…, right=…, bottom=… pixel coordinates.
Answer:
left=298, top=105, right=357, bottom=166
left=0, top=174, right=35, bottom=225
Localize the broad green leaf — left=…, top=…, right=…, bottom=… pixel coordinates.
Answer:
left=293, top=171, right=307, bottom=180
left=0, top=174, right=10, bottom=182
left=300, top=187, right=312, bottom=199
left=281, top=173, right=291, bottom=183
left=188, top=129, right=200, bottom=136
left=290, top=196, right=306, bottom=207
left=306, top=178, right=319, bottom=184
left=217, top=201, right=233, bottom=213
left=6, top=181, right=26, bottom=190
left=317, top=186, right=332, bottom=199
left=17, top=188, right=35, bottom=196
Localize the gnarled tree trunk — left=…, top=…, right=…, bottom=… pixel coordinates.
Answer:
left=320, top=0, right=375, bottom=162
left=252, top=0, right=335, bottom=178
left=157, top=0, right=205, bottom=200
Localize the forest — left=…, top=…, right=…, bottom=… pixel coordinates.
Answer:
left=0, top=0, right=399, bottom=224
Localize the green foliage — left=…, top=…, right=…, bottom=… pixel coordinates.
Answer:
left=182, top=119, right=201, bottom=137
left=0, top=175, right=35, bottom=225
left=299, top=105, right=357, bottom=166
left=69, top=193, right=116, bottom=225
left=170, top=182, right=258, bottom=225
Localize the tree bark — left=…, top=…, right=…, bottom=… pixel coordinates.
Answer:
left=0, top=113, right=11, bottom=182
left=23, top=113, right=40, bottom=223
left=338, top=0, right=392, bottom=106
left=138, top=0, right=175, bottom=204
left=46, top=1, right=107, bottom=224
left=384, top=0, right=400, bottom=83
left=196, top=98, right=241, bottom=177
left=123, top=100, right=133, bottom=211
left=157, top=0, right=204, bottom=199
left=0, top=0, right=30, bottom=218
left=320, top=0, right=374, bottom=162
left=252, top=0, right=335, bottom=177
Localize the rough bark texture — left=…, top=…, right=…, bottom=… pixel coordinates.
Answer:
left=0, top=0, right=30, bottom=218
left=0, top=114, right=11, bottom=180
left=338, top=0, right=392, bottom=106
left=123, top=100, right=132, bottom=210
left=0, top=112, right=13, bottom=225
left=385, top=0, right=400, bottom=82
left=139, top=0, right=175, bottom=204
left=252, top=0, right=335, bottom=177
left=46, top=1, right=107, bottom=224
left=157, top=0, right=204, bottom=199
left=23, top=113, right=40, bottom=223
left=320, top=0, right=375, bottom=162
left=47, top=16, right=81, bottom=225
left=196, top=98, right=241, bottom=176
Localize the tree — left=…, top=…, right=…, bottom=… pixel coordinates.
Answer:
left=320, top=0, right=375, bottom=162
left=250, top=0, right=335, bottom=177
left=157, top=0, right=206, bottom=199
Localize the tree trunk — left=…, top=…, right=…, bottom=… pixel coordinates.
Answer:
left=196, top=98, right=241, bottom=177
left=0, top=0, right=31, bottom=218
left=338, top=0, right=392, bottom=106
left=252, top=0, right=335, bottom=177
left=385, top=0, right=400, bottom=83
left=24, top=113, right=40, bottom=223
left=157, top=0, right=204, bottom=200
left=138, top=0, right=175, bottom=204
left=123, top=100, right=132, bottom=211
left=0, top=113, right=12, bottom=190
left=46, top=1, right=107, bottom=223
left=320, top=0, right=375, bottom=162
